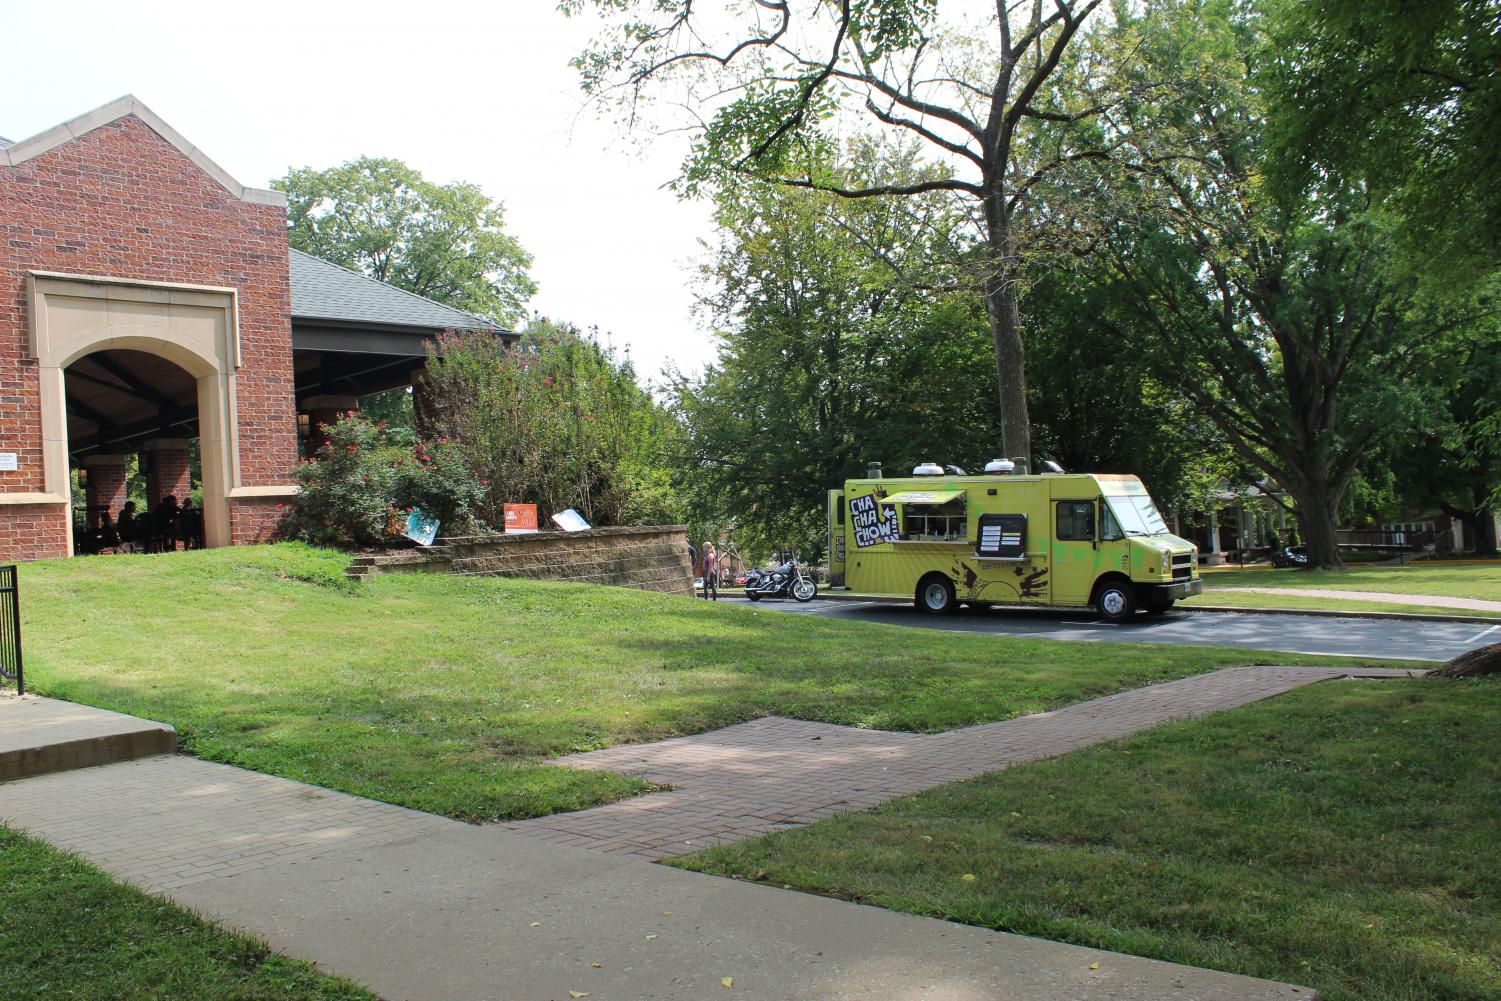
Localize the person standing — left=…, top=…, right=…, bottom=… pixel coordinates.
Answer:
left=702, top=541, right=718, bottom=600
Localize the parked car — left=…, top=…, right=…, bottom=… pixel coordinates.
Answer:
left=1270, top=545, right=1310, bottom=568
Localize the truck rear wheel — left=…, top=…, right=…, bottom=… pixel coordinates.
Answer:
left=1094, top=579, right=1137, bottom=624
left=917, top=575, right=957, bottom=615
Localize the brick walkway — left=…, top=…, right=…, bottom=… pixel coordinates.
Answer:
left=499, top=665, right=1421, bottom=859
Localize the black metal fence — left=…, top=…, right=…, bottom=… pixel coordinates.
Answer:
left=0, top=565, right=22, bottom=695
left=1336, top=529, right=1442, bottom=551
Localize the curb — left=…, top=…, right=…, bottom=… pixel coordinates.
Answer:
left=1179, top=604, right=1500, bottom=626
left=810, top=589, right=1498, bottom=625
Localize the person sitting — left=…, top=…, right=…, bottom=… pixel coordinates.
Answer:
left=97, top=509, right=121, bottom=552
left=116, top=500, right=137, bottom=539
left=178, top=499, right=204, bottom=550
left=151, top=495, right=181, bottom=552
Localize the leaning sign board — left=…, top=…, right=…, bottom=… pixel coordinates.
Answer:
left=404, top=507, right=440, bottom=547
left=551, top=508, right=591, bottom=532
left=504, top=504, right=538, bottom=534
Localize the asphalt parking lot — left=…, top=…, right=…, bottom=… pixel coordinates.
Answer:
left=715, top=596, right=1497, bottom=662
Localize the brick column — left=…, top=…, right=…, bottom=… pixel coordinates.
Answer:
left=411, top=369, right=437, bottom=439
left=81, top=453, right=129, bottom=527
left=143, top=439, right=192, bottom=507
left=298, top=395, right=359, bottom=454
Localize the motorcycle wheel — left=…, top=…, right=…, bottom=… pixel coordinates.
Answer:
left=746, top=591, right=761, bottom=601
left=792, top=577, right=818, bottom=602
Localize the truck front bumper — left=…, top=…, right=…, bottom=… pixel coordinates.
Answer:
left=1142, top=579, right=1202, bottom=601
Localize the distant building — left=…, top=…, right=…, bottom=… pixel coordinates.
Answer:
left=0, top=96, right=512, bottom=559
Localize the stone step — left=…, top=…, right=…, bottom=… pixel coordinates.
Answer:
left=0, top=693, right=177, bottom=783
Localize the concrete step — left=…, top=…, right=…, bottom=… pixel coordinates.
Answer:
left=0, top=693, right=176, bottom=783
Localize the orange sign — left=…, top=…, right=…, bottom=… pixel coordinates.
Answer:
left=503, top=503, right=539, bottom=534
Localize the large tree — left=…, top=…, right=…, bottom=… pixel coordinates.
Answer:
left=566, top=0, right=1130, bottom=463
left=670, top=165, right=1000, bottom=558
left=1074, top=0, right=1496, bottom=568
left=274, top=157, right=536, bottom=325
left=1383, top=327, right=1501, bottom=555
left=1266, top=0, right=1501, bottom=278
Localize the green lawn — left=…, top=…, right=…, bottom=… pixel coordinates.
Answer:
left=676, top=678, right=1501, bottom=1001
left=20, top=544, right=1404, bottom=822
left=0, top=827, right=375, bottom=1001
left=1186, top=561, right=1501, bottom=617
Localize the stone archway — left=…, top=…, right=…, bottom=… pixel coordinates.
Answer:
left=27, top=272, right=242, bottom=553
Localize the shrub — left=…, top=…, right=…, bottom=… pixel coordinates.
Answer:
left=289, top=414, right=487, bottom=546
left=419, top=319, right=684, bottom=528
left=393, top=438, right=488, bottom=535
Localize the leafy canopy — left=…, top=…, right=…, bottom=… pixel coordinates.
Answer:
left=274, top=156, right=536, bottom=326
left=1265, top=0, right=1501, bottom=277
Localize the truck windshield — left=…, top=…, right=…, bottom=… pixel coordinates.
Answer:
left=1104, top=494, right=1170, bottom=536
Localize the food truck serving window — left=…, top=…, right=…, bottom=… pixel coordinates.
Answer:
left=880, top=490, right=967, bottom=541
left=976, top=513, right=1027, bottom=559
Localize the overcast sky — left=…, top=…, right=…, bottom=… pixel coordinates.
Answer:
left=0, top=0, right=720, bottom=382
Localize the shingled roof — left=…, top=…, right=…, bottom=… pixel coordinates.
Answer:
left=289, top=248, right=505, bottom=333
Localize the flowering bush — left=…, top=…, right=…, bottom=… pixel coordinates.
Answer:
left=393, top=437, right=487, bottom=535
left=419, top=319, right=682, bottom=527
left=289, top=413, right=487, bottom=546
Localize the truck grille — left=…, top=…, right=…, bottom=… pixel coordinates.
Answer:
left=1171, top=553, right=1194, bottom=581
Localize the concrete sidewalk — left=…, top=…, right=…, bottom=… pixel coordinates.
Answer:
left=0, top=691, right=175, bottom=781
left=3, top=753, right=1311, bottom=1001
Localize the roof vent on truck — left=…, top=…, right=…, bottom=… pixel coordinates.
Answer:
left=983, top=458, right=1015, bottom=474
left=912, top=462, right=944, bottom=476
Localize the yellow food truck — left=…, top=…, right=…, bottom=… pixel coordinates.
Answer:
left=827, top=461, right=1201, bottom=621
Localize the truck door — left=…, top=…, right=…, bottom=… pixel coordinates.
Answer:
left=827, top=489, right=846, bottom=587
left=1051, top=497, right=1098, bottom=606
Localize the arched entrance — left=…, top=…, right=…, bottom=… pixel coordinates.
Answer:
left=66, top=348, right=210, bottom=552
left=28, top=272, right=242, bottom=554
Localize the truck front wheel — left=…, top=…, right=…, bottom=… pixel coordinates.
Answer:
left=1094, top=579, right=1137, bottom=624
left=917, top=574, right=958, bottom=615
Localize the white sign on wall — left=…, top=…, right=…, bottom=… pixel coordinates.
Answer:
left=0, top=453, right=17, bottom=471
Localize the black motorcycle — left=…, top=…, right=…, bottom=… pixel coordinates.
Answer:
left=744, top=558, right=819, bottom=602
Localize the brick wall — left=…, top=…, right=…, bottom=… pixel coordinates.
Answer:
left=357, top=526, right=695, bottom=597
left=0, top=505, right=70, bottom=562
left=0, top=114, right=299, bottom=560
left=229, top=498, right=289, bottom=546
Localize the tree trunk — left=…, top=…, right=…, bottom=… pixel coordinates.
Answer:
left=1288, top=481, right=1344, bottom=569
left=1473, top=483, right=1499, bottom=555
left=983, top=213, right=1031, bottom=464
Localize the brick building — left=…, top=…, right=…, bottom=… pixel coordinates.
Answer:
left=0, top=96, right=505, bottom=560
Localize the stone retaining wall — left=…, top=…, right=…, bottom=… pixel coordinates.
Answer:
left=351, top=525, right=694, bottom=597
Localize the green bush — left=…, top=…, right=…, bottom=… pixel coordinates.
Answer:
left=419, top=320, right=684, bottom=528
left=289, top=414, right=487, bottom=546
left=393, top=437, right=488, bottom=535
